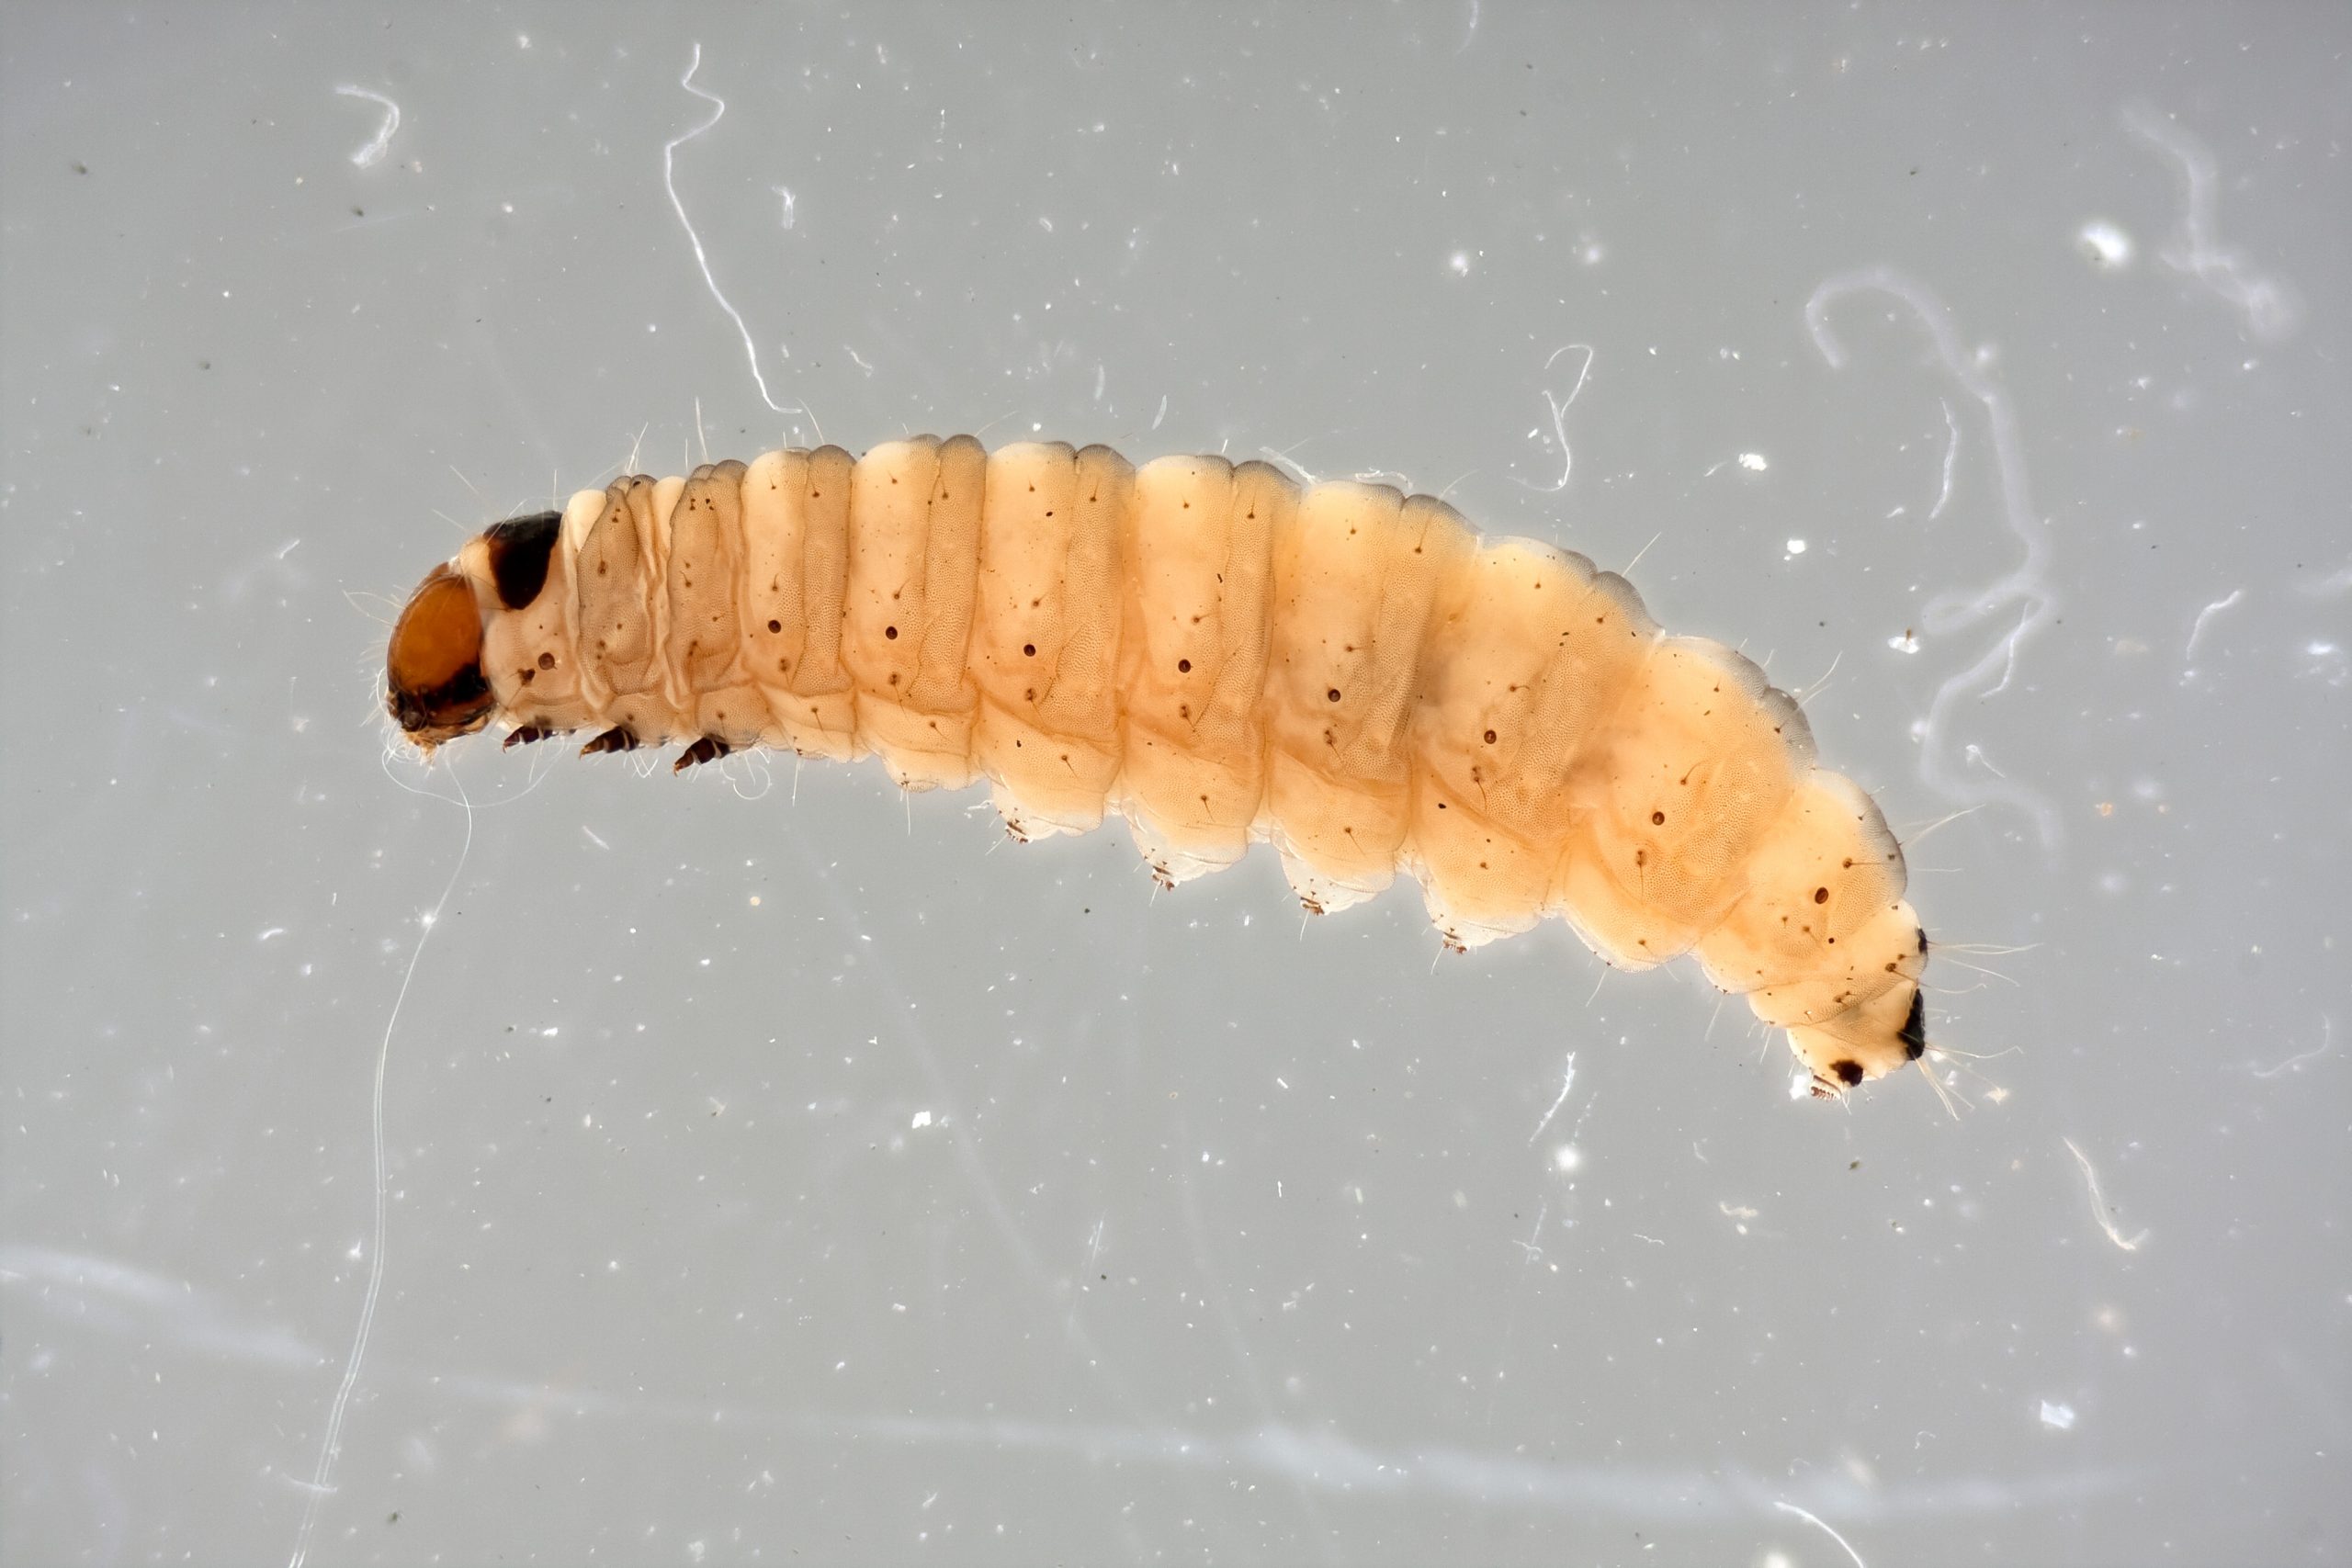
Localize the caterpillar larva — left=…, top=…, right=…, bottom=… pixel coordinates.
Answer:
left=387, top=436, right=1930, bottom=1099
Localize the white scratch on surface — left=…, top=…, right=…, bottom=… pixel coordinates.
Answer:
left=1527, top=1052, right=1576, bottom=1145
left=1258, top=443, right=1320, bottom=487
left=2249, top=1016, right=2332, bottom=1079
left=1773, top=1499, right=1869, bottom=1567
left=2297, top=558, right=2352, bottom=599
left=1808, top=267, right=2063, bottom=847
left=1518, top=343, right=1597, bottom=494
left=1930, top=398, right=1960, bottom=520
left=288, top=768, right=479, bottom=1567
left=0, top=1243, right=2147, bottom=1528
left=2063, top=1138, right=2148, bottom=1252
left=2181, top=587, right=2243, bottom=673
left=1511, top=1198, right=1548, bottom=1261
left=334, top=85, right=401, bottom=168
left=664, top=45, right=790, bottom=416
left=2123, top=103, right=2301, bottom=340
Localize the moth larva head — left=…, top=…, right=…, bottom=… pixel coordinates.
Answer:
left=385, top=563, right=496, bottom=748
left=1788, top=980, right=1926, bottom=1099
left=1784, top=900, right=1931, bottom=1100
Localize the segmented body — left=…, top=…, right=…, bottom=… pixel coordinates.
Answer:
left=386, top=435, right=1929, bottom=1096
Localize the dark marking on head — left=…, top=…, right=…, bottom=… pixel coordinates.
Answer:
left=1917, top=928, right=1930, bottom=954
left=385, top=566, right=493, bottom=743
left=1831, top=1058, right=1865, bottom=1088
left=1899, top=987, right=1928, bottom=1060
left=483, top=511, right=562, bottom=609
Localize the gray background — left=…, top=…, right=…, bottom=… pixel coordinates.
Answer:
left=5, top=5, right=2346, bottom=1564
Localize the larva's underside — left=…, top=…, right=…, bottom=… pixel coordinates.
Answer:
left=388, top=436, right=1929, bottom=1099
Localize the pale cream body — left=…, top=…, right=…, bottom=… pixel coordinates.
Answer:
left=443, top=436, right=1927, bottom=1088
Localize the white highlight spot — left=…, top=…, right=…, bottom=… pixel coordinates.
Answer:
left=910, top=1109, right=933, bottom=1130
left=1784, top=537, right=1807, bottom=555
left=772, top=185, right=797, bottom=230
left=1551, top=1145, right=1581, bottom=1173
left=1738, top=451, right=1769, bottom=472
left=334, top=85, right=401, bottom=169
left=2075, top=220, right=2134, bottom=269
left=1448, top=250, right=1472, bottom=276
left=2039, top=1400, right=2077, bottom=1430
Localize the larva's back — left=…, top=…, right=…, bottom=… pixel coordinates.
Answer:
left=387, top=434, right=1930, bottom=1099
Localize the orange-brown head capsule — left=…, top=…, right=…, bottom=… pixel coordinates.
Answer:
left=385, top=565, right=495, bottom=747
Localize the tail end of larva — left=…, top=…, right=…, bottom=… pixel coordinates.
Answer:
left=1788, top=981, right=1929, bottom=1100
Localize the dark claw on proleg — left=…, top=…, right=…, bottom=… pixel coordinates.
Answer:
left=503, top=725, right=556, bottom=750
left=673, top=736, right=732, bottom=773
left=580, top=727, right=639, bottom=756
